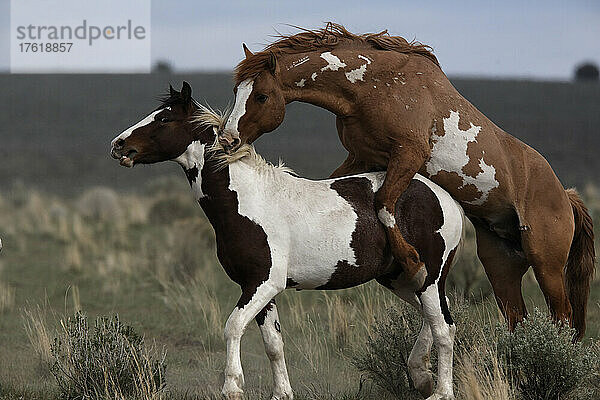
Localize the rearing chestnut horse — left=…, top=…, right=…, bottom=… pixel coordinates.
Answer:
left=220, top=23, right=595, bottom=339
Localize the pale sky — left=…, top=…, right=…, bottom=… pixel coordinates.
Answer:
left=1, top=0, right=599, bottom=79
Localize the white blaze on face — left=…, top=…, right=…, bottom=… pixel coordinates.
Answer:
left=225, top=79, right=254, bottom=138
left=111, top=109, right=161, bottom=147
left=174, top=141, right=207, bottom=200
left=320, top=52, right=346, bottom=71
left=425, top=110, right=499, bottom=206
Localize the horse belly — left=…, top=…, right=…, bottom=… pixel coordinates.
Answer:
left=286, top=175, right=390, bottom=290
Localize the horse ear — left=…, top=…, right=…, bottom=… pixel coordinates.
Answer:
left=181, top=81, right=192, bottom=103
left=169, top=84, right=177, bottom=96
left=243, top=43, right=253, bottom=59
left=267, top=52, right=279, bottom=75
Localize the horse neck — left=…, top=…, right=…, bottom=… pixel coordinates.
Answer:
left=277, top=49, right=410, bottom=115
left=277, top=51, right=358, bottom=115
left=177, top=146, right=267, bottom=227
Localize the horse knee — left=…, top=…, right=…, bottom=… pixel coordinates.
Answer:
left=432, top=324, right=455, bottom=351
left=224, top=313, right=243, bottom=341
left=264, top=337, right=284, bottom=361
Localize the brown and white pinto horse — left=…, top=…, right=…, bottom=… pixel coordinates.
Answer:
left=219, top=24, right=596, bottom=339
left=110, top=83, right=464, bottom=400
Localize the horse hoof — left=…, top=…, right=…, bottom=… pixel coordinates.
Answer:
left=222, top=391, right=243, bottom=400
left=425, top=394, right=454, bottom=400
left=221, top=383, right=244, bottom=400
left=271, top=393, right=293, bottom=400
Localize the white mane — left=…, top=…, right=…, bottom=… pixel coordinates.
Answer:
left=190, top=106, right=295, bottom=176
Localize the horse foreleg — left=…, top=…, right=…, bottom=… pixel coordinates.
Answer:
left=375, top=145, right=429, bottom=288
left=222, top=280, right=285, bottom=400
left=256, top=300, right=293, bottom=400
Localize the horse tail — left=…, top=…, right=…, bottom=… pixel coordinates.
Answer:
left=565, top=188, right=595, bottom=340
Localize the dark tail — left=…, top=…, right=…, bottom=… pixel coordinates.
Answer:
left=565, top=189, right=595, bottom=340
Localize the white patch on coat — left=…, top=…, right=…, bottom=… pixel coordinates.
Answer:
left=287, top=56, right=309, bottom=70
left=224, top=79, right=253, bottom=137
left=227, top=161, right=358, bottom=289
left=257, top=305, right=292, bottom=398
left=345, top=64, right=367, bottom=83
left=359, top=171, right=385, bottom=193
left=320, top=52, right=346, bottom=72
left=111, top=109, right=160, bottom=146
left=345, top=55, right=372, bottom=84
left=174, top=141, right=207, bottom=200
left=295, top=78, right=306, bottom=87
left=377, top=207, right=396, bottom=228
left=425, top=110, right=499, bottom=206
left=311, top=72, right=318, bottom=81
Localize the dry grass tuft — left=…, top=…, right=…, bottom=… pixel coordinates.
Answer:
left=22, top=305, right=54, bottom=365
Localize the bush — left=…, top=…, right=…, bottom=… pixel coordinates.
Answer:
left=351, top=304, right=423, bottom=399
left=148, top=196, right=198, bottom=225
left=50, top=312, right=166, bottom=399
left=76, top=187, right=123, bottom=221
left=496, top=307, right=599, bottom=400
left=574, top=62, right=599, bottom=82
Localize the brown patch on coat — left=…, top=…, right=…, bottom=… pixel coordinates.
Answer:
left=316, top=176, right=391, bottom=290
left=437, top=248, right=457, bottom=325
left=197, top=153, right=272, bottom=308
left=319, top=177, right=447, bottom=290
left=255, top=299, right=275, bottom=326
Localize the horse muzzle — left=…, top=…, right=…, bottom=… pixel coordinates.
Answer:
left=217, top=129, right=241, bottom=153
left=110, top=139, right=137, bottom=168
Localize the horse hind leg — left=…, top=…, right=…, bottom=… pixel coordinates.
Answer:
left=377, top=274, right=434, bottom=398
left=518, top=204, right=574, bottom=326
left=255, top=300, right=293, bottom=400
left=418, top=282, right=456, bottom=400
left=474, top=221, right=529, bottom=329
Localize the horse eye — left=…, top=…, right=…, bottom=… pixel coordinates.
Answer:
left=256, top=94, right=268, bottom=104
left=158, top=117, right=171, bottom=123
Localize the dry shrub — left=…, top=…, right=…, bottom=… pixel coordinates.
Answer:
left=51, top=312, right=166, bottom=400
left=22, top=305, right=54, bottom=365
left=76, top=187, right=123, bottom=221
left=496, top=308, right=599, bottom=400
left=352, top=304, right=422, bottom=399
left=148, top=195, right=198, bottom=225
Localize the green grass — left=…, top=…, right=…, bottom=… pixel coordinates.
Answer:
left=0, top=179, right=598, bottom=399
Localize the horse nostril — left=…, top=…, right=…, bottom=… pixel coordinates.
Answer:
left=232, top=138, right=240, bottom=147
left=115, top=139, right=125, bottom=148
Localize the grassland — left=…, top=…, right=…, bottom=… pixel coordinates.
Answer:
left=0, top=175, right=598, bottom=399
left=0, top=74, right=598, bottom=398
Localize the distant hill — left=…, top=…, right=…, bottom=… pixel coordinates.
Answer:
left=0, top=73, right=598, bottom=194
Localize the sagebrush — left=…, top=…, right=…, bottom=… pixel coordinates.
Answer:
left=50, top=312, right=167, bottom=399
